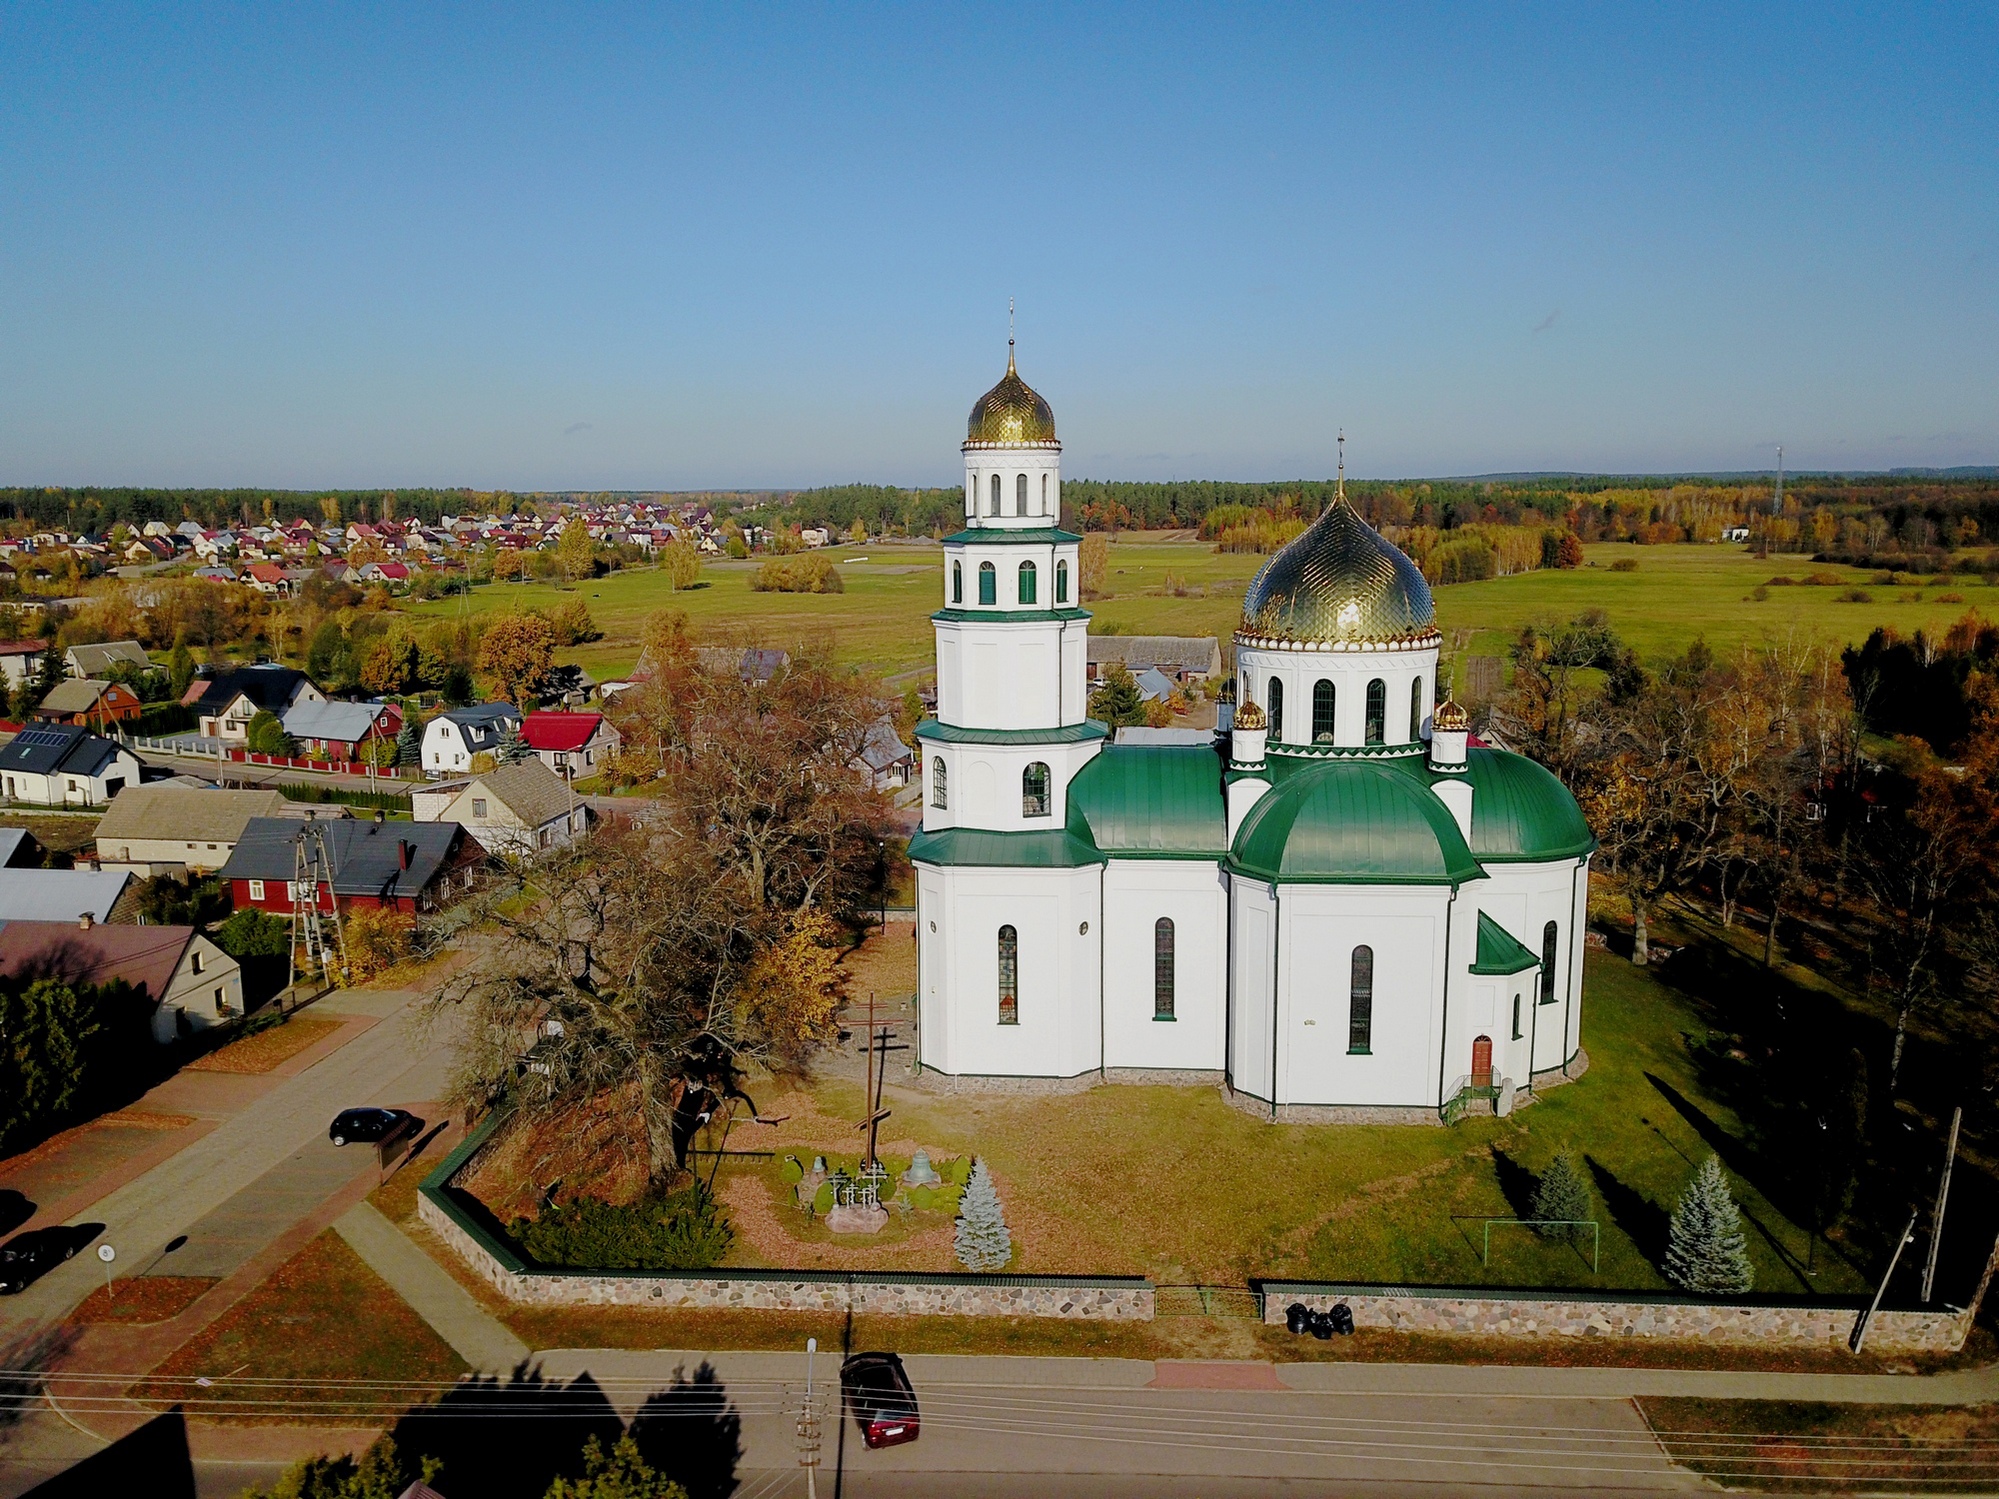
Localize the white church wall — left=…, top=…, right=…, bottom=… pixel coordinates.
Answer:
left=1235, top=641, right=1439, bottom=750
left=916, top=738, right=1103, bottom=833
left=1467, top=859, right=1590, bottom=1079
left=963, top=447, right=1062, bottom=527
left=916, top=864, right=1101, bottom=1078
left=933, top=617, right=1087, bottom=732
left=1274, top=886, right=1448, bottom=1107
left=1228, top=880, right=1276, bottom=1101
left=1100, top=860, right=1229, bottom=1072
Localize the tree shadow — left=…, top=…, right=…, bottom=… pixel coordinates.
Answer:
left=392, top=1363, right=623, bottom=1499
left=22, top=1407, right=194, bottom=1498
left=628, top=1361, right=742, bottom=1499
left=1490, top=1149, right=1541, bottom=1221
left=1585, top=1155, right=1670, bottom=1270
left=0, top=1189, right=32, bottom=1237
left=1646, top=1073, right=1815, bottom=1289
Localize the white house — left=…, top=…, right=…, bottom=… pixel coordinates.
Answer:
left=0, top=724, right=144, bottom=807
left=909, top=350, right=1592, bottom=1121
left=422, top=702, right=522, bottom=776
left=518, top=712, right=621, bottom=779
left=411, top=758, right=586, bottom=854
left=183, top=665, right=325, bottom=741
left=0, top=918, right=243, bottom=1044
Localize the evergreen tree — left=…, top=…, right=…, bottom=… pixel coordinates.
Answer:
left=1087, top=661, right=1147, bottom=729
left=168, top=633, right=196, bottom=698
left=394, top=715, right=424, bottom=768
left=1663, top=1154, right=1754, bottom=1294
left=27, top=642, right=63, bottom=711
left=1530, top=1151, right=1594, bottom=1242
left=498, top=723, right=533, bottom=764
left=954, top=1156, right=1012, bottom=1272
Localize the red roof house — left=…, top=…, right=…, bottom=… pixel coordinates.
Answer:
left=519, top=712, right=622, bottom=779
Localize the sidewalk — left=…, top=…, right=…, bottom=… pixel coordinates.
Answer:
left=333, top=1202, right=528, bottom=1371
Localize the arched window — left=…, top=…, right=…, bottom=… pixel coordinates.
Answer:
left=1056, top=559, right=1069, bottom=603
left=952, top=561, right=963, bottom=604
left=1022, top=761, right=1051, bottom=817
left=1018, top=560, right=1037, bottom=604
left=1512, top=992, right=1523, bottom=1040
left=1041, top=473, right=1050, bottom=512
left=997, top=925, right=1018, bottom=1024
left=1154, top=917, right=1175, bottom=1019
left=1541, top=921, right=1559, bottom=1004
left=978, top=561, right=996, bottom=605
left=1267, top=677, right=1284, bottom=740
left=989, top=474, right=1001, bottom=515
left=1411, top=678, right=1426, bottom=741
left=1312, top=679, right=1336, bottom=743
left=1349, top=945, right=1373, bottom=1054
left=1364, top=679, right=1386, bottom=745
left=1016, top=473, right=1028, bottom=515
left=930, top=757, right=948, bottom=809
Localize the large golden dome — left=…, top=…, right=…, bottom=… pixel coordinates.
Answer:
left=965, top=349, right=1057, bottom=447
left=1239, top=497, right=1437, bottom=645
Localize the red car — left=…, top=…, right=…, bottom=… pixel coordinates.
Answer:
left=842, top=1351, right=920, bottom=1448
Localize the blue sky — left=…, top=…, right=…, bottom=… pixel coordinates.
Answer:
left=1, top=4, right=1994, bottom=489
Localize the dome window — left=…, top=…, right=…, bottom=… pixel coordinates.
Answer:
left=1055, top=559, right=1069, bottom=604
left=1016, top=474, right=1028, bottom=515
left=997, top=925, right=1018, bottom=1024
left=1410, top=678, right=1425, bottom=742
left=1018, top=560, right=1037, bottom=604
left=952, top=561, right=963, bottom=604
left=1041, top=473, right=1050, bottom=513
left=1541, top=922, right=1559, bottom=1005
left=1267, top=678, right=1284, bottom=741
left=989, top=475, right=1001, bottom=515
left=1312, top=680, right=1336, bottom=743
left=1154, top=918, right=1175, bottom=1020
left=1349, top=946, right=1373, bottom=1054
left=1365, top=679, right=1386, bottom=745
left=931, top=757, right=948, bottom=809
left=978, top=561, right=997, bottom=605
left=1022, top=762, right=1051, bottom=818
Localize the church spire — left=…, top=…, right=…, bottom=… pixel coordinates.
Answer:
left=1008, top=297, right=1016, bottom=373
left=1336, top=429, right=1345, bottom=508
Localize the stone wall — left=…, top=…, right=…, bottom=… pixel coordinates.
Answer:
left=1262, top=1283, right=1971, bottom=1355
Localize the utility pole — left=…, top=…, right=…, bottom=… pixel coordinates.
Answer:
left=1851, top=1210, right=1919, bottom=1354
left=1921, top=1107, right=1962, bottom=1304
left=797, top=1336, right=821, bottom=1499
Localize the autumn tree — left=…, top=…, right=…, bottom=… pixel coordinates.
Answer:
left=557, top=521, right=597, bottom=586
left=659, top=537, right=703, bottom=591
left=477, top=612, right=557, bottom=706
left=1078, top=533, right=1109, bottom=598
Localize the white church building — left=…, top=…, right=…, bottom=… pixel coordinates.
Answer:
left=909, top=348, right=1594, bottom=1120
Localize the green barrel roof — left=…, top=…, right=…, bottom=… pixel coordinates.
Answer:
left=1454, top=748, right=1595, bottom=861
left=906, top=826, right=1104, bottom=869
left=1471, top=911, right=1540, bottom=974
left=1066, top=745, right=1227, bottom=858
left=1229, top=759, right=1485, bottom=886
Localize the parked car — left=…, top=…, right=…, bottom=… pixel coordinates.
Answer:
left=841, top=1351, right=920, bottom=1448
left=0, top=1227, right=86, bottom=1295
left=327, top=1108, right=415, bottom=1148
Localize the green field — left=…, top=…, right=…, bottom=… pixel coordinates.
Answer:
left=412, top=538, right=1994, bottom=686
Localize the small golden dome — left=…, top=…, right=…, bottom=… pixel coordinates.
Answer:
left=1233, top=699, right=1268, bottom=731
left=1433, top=698, right=1469, bottom=731
left=966, top=349, right=1057, bottom=447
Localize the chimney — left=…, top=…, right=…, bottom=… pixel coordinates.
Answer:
left=398, top=839, right=412, bottom=871
left=78, top=912, right=93, bottom=930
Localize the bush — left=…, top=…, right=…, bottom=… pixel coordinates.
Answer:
left=214, top=907, right=290, bottom=958
left=749, top=555, right=844, bottom=594
left=512, top=1179, right=732, bottom=1270
left=1765, top=575, right=1796, bottom=586
left=539, top=597, right=602, bottom=646
left=1747, top=586, right=1769, bottom=602
left=1428, top=536, right=1496, bottom=585
left=811, top=1181, right=835, bottom=1214
left=1608, top=558, right=1639, bottom=573
left=245, top=709, right=295, bottom=756
left=778, top=1155, right=804, bottom=1185
left=343, top=907, right=414, bottom=980
left=1839, top=588, right=1873, bottom=603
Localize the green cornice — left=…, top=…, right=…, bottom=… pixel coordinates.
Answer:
left=942, top=528, right=1083, bottom=546
left=907, top=826, right=1104, bottom=869
left=914, top=718, right=1110, bottom=746
left=931, top=608, right=1092, bottom=625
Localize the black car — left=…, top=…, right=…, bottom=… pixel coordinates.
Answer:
left=327, top=1108, right=415, bottom=1147
left=841, top=1351, right=920, bottom=1448
left=0, top=1228, right=82, bottom=1295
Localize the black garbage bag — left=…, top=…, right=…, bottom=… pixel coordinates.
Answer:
left=1285, top=1302, right=1312, bottom=1335
left=1329, top=1302, right=1355, bottom=1336
left=1309, top=1309, right=1335, bottom=1339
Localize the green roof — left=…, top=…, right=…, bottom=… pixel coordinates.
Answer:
left=1066, top=745, right=1226, bottom=858
left=942, top=527, right=1083, bottom=546
left=1229, top=760, right=1485, bottom=886
left=1453, top=749, right=1595, bottom=861
left=906, top=826, right=1104, bottom=869
left=931, top=608, right=1092, bottom=625
left=1471, top=911, right=1540, bottom=974
left=914, top=719, right=1109, bottom=746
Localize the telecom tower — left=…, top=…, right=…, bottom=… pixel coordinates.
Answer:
left=1772, top=445, right=1785, bottom=514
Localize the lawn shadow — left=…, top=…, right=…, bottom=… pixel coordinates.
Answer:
left=22, top=1407, right=194, bottom=1498
left=1584, top=1155, right=1670, bottom=1271
left=392, top=1364, right=623, bottom=1499
left=1490, top=1149, right=1541, bottom=1221
left=628, top=1361, right=742, bottom=1499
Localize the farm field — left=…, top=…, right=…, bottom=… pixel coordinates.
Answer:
left=410, top=537, right=1996, bottom=688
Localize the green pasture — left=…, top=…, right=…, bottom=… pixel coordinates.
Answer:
left=409, top=537, right=1994, bottom=686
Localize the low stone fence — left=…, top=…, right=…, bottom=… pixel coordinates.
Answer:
left=417, top=1113, right=1154, bottom=1321
left=1260, top=1281, right=1972, bottom=1355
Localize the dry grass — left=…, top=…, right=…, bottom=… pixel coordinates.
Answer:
left=67, top=1276, right=217, bottom=1325
left=187, top=1014, right=345, bottom=1074
left=131, top=1230, right=467, bottom=1424
left=1641, top=1398, right=1999, bottom=1491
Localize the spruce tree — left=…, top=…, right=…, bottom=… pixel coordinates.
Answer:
left=1663, top=1154, right=1754, bottom=1294
left=168, top=634, right=196, bottom=698
left=393, top=715, right=424, bottom=769
left=498, top=724, right=532, bottom=765
left=954, top=1157, right=1012, bottom=1272
left=1087, top=662, right=1147, bottom=729
left=1530, top=1151, right=1594, bottom=1243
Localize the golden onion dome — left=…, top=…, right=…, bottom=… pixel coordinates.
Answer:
left=966, top=349, right=1057, bottom=447
left=1239, top=497, right=1437, bottom=646
left=1433, top=698, right=1469, bottom=731
left=1233, top=698, right=1267, bottom=731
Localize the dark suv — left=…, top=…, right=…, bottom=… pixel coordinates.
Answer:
left=842, top=1351, right=920, bottom=1448
left=327, top=1108, right=415, bottom=1147
left=0, top=1228, right=83, bottom=1295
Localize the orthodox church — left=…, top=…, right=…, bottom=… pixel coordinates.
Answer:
left=908, top=348, right=1593, bottom=1119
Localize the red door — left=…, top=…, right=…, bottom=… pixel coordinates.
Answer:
left=1471, top=1035, right=1493, bottom=1089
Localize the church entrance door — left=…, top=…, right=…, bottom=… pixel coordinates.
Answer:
left=1471, top=1034, right=1493, bottom=1089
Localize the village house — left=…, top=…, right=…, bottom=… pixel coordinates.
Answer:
left=518, top=711, right=620, bottom=779
left=422, top=702, right=520, bottom=775
left=30, top=678, right=145, bottom=727
left=0, top=917, right=244, bottom=1043
left=0, top=723, right=143, bottom=806
left=65, top=640, right=153, bottom=679
left=93, top=786, right=292, bottom=875
left=1084, top=636, right=1224, bottom=687
left=219, top=814, right=475, bottom=914
left=278, top=699, right=403, bottom=760
left=0, top=640, right=47, bottom=690
left=411, top=758, right=586, bottom=854
left=183, top=665, right=325, bottom=741
left=0, top=868, right=135, bottom=924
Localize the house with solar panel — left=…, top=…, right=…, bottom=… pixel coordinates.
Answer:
left=909, top=349, right=1594, bottom=1120
left=0, top=723, right=143, bottom=807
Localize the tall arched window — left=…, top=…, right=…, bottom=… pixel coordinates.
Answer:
left=1041, top=473, right=1050, bottom=512
left=1541, top=921, right=1559, bottom=1004
left=1055, top=559, right=1069, bottom=603
left=978, top=561, right=996, bottom=605
left=1016, top=473, right=1028, bottom=515
left=1512, top=992, right=1523, bottom=1039
left=1154, top=917, right=1175, bottom=1019
left=997, top=925, right=1018, bottom=1024
left=952, top=561, right=963, bottom=604
left=1364, top=679, right=1386, bottom=745
left=1410, top=678, right=1425, bottom=742
left=1018, top=560, right=1037, bottom=604
left=930, top=757, right=948, bottom=809
left=1267, top=677, right=1284, bottom=740
left=1349, top=945, right=1373, bottom=1054
left=989, top=474, right=1001, bottom=514
left=1022, top=762, right=1051, bottom=817
left=1312, top=679, right=1336, bottom=743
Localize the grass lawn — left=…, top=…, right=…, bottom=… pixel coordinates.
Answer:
left=186, top=1014, right=345, bottom=1075
left=68, top=1276, right=216, bottom=1325
left=1640, top=1398, right=1999, bottom=1492
left=131, top=1230, right=467, bottom=1424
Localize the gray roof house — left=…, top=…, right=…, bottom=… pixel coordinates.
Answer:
left=1085, top=636, right=1223, bottom=684
left=65, top=640, right=153, bottom=678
